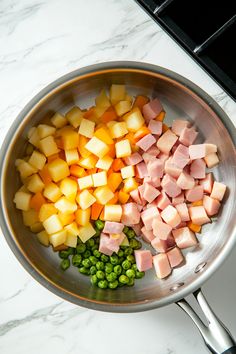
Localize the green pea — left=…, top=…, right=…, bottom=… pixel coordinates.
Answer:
left=94, top=235, right=100, bottom=244
left=72, top=254, right=82, bottom=267
left=60, top=259, right=70, bottom=271
left=135, top=270, right=145, bottom=279
left=132, top=264, right=138, bottom=271
left=127, top=255, right=135, bottom=264
left=117, top=256, right=125, bottom=265
left=93, top=250, right=101, bottom=258
left=83, top=250, right=91, bottom=258
left=90, top=265, right=97, bottom=275
left=82, top=259, right=91, bottom=268
left=129, top=239, right=142, bottom=250
left=98, top=280, right=108, bottom=289
left=86, top=239, right=95, bottom=248
left=110, top=255, right=119, bottom=265
left=59, top=248, right=73, bottom=259
left=127, top=277, right=135, bottom=286
left=96, top=261, right=105, bottom=270
left=91, top=244, right=98, bottom=252
left=117, top=249, right=124, bottom=258
left=106, top=272, right=117, bottom=282
left=113, top=265, right=122, bottom=275
left=95, top=220, right=105, bottom=230
left=105, top=263, right=113, bottom=274
left=122, top=269, right=127, bottom=275
left=123, top=226, right=129, bottom=235
left=101, top=254, right=109, bottom=263
left=108, top=280, right=118, bottom=289
left=90, top=275, right=98, bottom=285
left=93, top=229, right=101, bottom=238
left=89, top=256, right=98, bottom=265
left=96, top=270, right=105, bottom=280
left=79, top=266, right=90, bottom=275
left=124, top=247, right=133, bottom=256
left=126, top=269, right=135, bottom=278
left=76, top=243, right=86, bottom=254
left=122, top=260, right=131, bottom=270
left=119, top=275, right=129, bottom=284
left=127, top=229, right=136, bottom=239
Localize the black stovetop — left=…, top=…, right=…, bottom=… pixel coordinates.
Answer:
left=136, top=0, right=236, bottom=101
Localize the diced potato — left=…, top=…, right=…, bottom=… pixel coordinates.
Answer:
left=93, top=186, right=114, bottom=205
left=75, top=208, right=91, bottom=226
left=79, top=155, right=98, bottom=169
left=48, top=158, right=70, bottom=182
left=22, top=209, right=39, bottom=226
left=110, top=84, right=126, bottom=105
left=54, top=196, right=77, bottom=214
left=17, top=160, right=37, bottom=179
left=51, top=112, right=67, bottom=128
left=27, top=174, right=45, bottom=193
left=66, top=106, right=83, bottom=128
left=37, top=124, right=56, bottom=139
left=65, top=233, right=77, bottom=248
left=14, top=191, right=32, bottom=211
left=115, top=139, right=132, bottom=158
left=110, top=122, right=128, bottom=138
left=94, top=127, right=113, bottom=145
left=78, top=136, right=91, bottom=158
left=123, top=108, right=145, bottom=132
left=38, top=203, right=57, bottom=222
left=65, top=149, right=79, bottom=165
left=60, top=178, right=77, bottom=200
left=61, top=129, right=79, bottom=150
left=65, top=221, right=80, bottom=236
left=95, top=156, right=113, bottom=171
left=121, top=165, right=135, bottom=179
left=106, top=121, right=116, bottom=129
left=107, top=172, right=122, bottom=192
left=93, top=106, right=107, bottom=120
left=25, top=143, right=34, bottom=156
left=43, top=182, right=62, bottom=202
left=30, top=222, right=44, bottom=233
left=79, top=118, right=95, bottom=138
left=28, top=151, right=46, bottom=170
left=95, top=89, right=111, bottom=109
left=114, top=101, right=132, bottom=116
left=58, top=212, right=75, bottom=226
left=28, top=127, right=36, bottom=139
left=39, top=136, right=59, bottom=157
left=204, top=153, right=219, bottom=168
left=49, top=229, right=67, bottom=247
left=92, top=171, right=107, bottom=187
left=85, top=137, right=109, bottom=158
left=77, top=190, right=96, bottom=210
left=78, top=223, right=96, bottom=243
left=37, top=230, right=49, bottom=246
left=28, top=128, right=40, bottom=148
left=104, top=204, right=122, bottom=222
left=78, top=175, right=93, bottom=190
left=43, top=214, right=63, bottom=234
left=125, top=94, right=133, bottom=103
left=123, top=177, right=139, bottom=193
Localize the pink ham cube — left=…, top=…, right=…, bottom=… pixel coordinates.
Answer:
left=171, top=144, right=190, bottom=168
left=165, top=157, right=182, bottom=178
left=189, top=144, right=206, bottom=159
left=141, top=227, right=155, bottom=243
left=136, top=134, right=156, bottom=151
left=124, top=152, right=143, bottom=165
left=121, top=203, right=141, bottom=225
left=177, top=171, right=195, bottom=190
left=143, top=183, right=160, bottom=203
left=167, top=247, right=184, bottom=267
left=158, top=152, right=170, bottom=162
left=134, top=250, right=153, bottom=271
left=130, top=223, right=142, bottom=236
left=151, top=237, right=168, bottom=252
left=103, top=221, right=124, bottom=234
left=99, top=233, right=119, bottom=256
left=141, top=207, right=161, bottom=230
left=142, top=98, right=163, bottom=122
left=190, top=159, right=206, bottom=179
left=143, top=176, right=161, bottom=188
left=142, top=153, right=156, bottom=163
left=156, top=191, right=171, bottom=210
left=175, top=203, right=190, bottom=221
left=157, top=129, right=178, bottom=154
left=174, top=221, right=187, bottom=229
left=172, top=192, right=185, bottom=206
left=146, top=199, right=159, bottom=208
left=161, top=205, right=181, bottom=228
left=172, top=227, right=198, bottom=249
left=179, top=127, right=198, bottom=146
left=185, top=185, right=204, bottom=202
left=152, top=219, right=172, bottom=240
left=136, top=162, right=148, bottom=178
left=130, top=189, right=142, bottom=205
left=210, top=181, right=226, bottom=201
left=199, top=173, right=214, bottom=194
left=167, top=234, right=176, bottom=249
left=203, top=195, right=221, bottom=216
left=138, top=184, right=147, bottom=205
left=146, top=145, right=160, bottom=156
left=172, top=120, right=190, bottom=136
left=148, top=120, right=162, bottom=135
left=161, top=174, right=181, bottom=198
left=204, top=153, right=219, bottom=168
left=153, top=254, right=171, bottom=279
left=189, top=206, right=211, bottom=225
left=147, top=158, right=164, bottom=178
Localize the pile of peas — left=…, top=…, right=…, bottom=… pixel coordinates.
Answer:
left=59, top=220, right=145, bottom=289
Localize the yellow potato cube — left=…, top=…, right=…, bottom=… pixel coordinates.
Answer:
left=14, top=191, right=32, bottom=211
left=115, top=139, right=131, bottom=158
left=79, top=118, right=95, bottom=138
left=95, top=89, right=111, bottom=108
left=17, top=160, right=37, bottom=179
left=65, top=149, right=79, bottom=165
left=25, top=143, right=34, bottom=156
left=22, top=209, right=39, bottom=226
left=65, top=106, right=83, bottom=128
left=93, top=186, right=114, bottom=205
left=54, top=197, right=77, bottom=214
left=121, top=165, right=135, bottom=179
left=106, top=121, right=117, bottom=129
left=49, top=229, right=67, bottom=247
left=104, top=204, right=122, bottom=222
left=78, top=175, right=93, bottom=190
left=123, top=177, right=139, bottom=193
left=38, top=203, right=57, bottom=222
left=43, top=214, right=63, bottom=234
left=75, top=208, right=91, bottom=226
left=48, top=158, right=70, bottom=182
left=125, top=94, right=133, bottom=103
left=123, top=107, right=145, bottom=132
left=39, top=136, right=59, bottom=157
left=28, top=128, right=40, bottom=148
left=77, top=190, right=96, bottom=210
left=43, top=182, right=62, bottom=202
left=37, top=124, right=56, bottom=139
left=61, top=129, right=79, bottom=150
left=27, top=174, right=45, bottom=193
left=58, top=212, right=75, bottom=226
left=114, top=100, right=132, bottom=116
left=110, top=84, right=126, bottom=105
left=95, top=156, right=113, bottom=171
left=110, top=122, right=128, bottom=138
left=65, top=222, right=80, bottom=236
left=60, top=178, right=77, bottom=200
left=28, top=150, right=46, bottom=170
left=78, top=155, right=98, bottom=169
left=37, top=230, right=49, bottom=247
left=30, top=222, right=44, bottom=233
left=65, top=233, right=77, bottom=248
left=92, top=171, right=107, bottom=187
left=93, top=106, right=107, bottom=120
left=94, top=127, right=113, bottom=145
left=78, top=223, right=96, bottom=243
left=85, top=137, right=109, bottom=158
left=51, top=112, right=67, bottom=128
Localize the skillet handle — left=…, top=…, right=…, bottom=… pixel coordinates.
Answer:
left=176, top=288, right=236, bottom=354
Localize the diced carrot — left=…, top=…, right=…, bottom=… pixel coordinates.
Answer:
left=58, top=212, right=75, bottom=226
left=162, top=123, right=169, bottom=132
left=69, top=176, right=78, bottom=183
left=118, top=190, right=130, bottom=204
left=156, top=111, right=165, bottom=122
left=107, top=168, right=114, bottom=177
left=107, top=143, right=116, bottom=158
left=47, top=153, right=59, bottom=163
left=107, top=192, right=118, bottom=204
left=91, top=203, right=104, bottom=220
left=125, top=132, right=135, bottom=145
left=107, top=172, right=122, bottom=192
left=30, top=192, right=46, bottom=211
left=99, top=209, right=105, bottom=221
left=133, top=126, right=151, bottom=142
left=112, top=158, right=125, bottom=172
left=53, top=244, right=68, bottom=252
left=70, top=165, right=87, bottom=178
left=187, top=221, right=201, bottom=233
left=58, top=150, right=66, bottom=160
left=133, top=95, right=149, bottom=109
left=87, top=168, right=97, bottom=175
left=191, top=200, right=203, bottom=206
left=38, top=165, right=52, bottom=185
left=101, top=106, right=117, bottom=123
left=83, top=106, right=95, bottom=118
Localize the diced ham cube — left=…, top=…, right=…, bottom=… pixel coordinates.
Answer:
left=185, top=185, right=204, bottom=202
left=171, top=144, right=190, bottom=168
left=153, top=254, right=171, bottom=279
left=205, top=143, right=217, bottom=154
left=165, top=157, right=182, bottom=178
left=204, top=153, right=219, bottom=168
left=99, top=233, right=119, bottom=256
left=172, top=192, right=185, bottom=206
left=151, top=237, right=168, bottom=252
left=158, top=152, right=170, bottom=162
left=136, top=134, right=156, bottom=151
left=172, top=227, right=198, bottom=249
left=172, top=120, right=190, bottom=136
left=141, top=207, right=161, bottom=231
left=199, top=173, right=214, bottom=194
left=148, top=120, right=162, bottom=135
left=167, top=247, right=184, bottom=267
left=103, top=221, right=124, bottom=234
left=175, top=203, right=190, bottom=221
left=142, top=98, right=163, bottom=122
left=161, top=205, right=181, bottom=227
left=179, top=127, right=198, bottom=146
left=152, top=219, right=172, bottom=240
left=124, top=152, right=143, bottom=165
left=134, top=250, right=153, bottom=271
left=142, top=153, right=156, bottom=163
left=143, top=176, right=161, bottom=188
left=121, top=203, right=141, bottom=225
left=161, top=174, right=181, bottom=198
left=190, top=159, right=206, bottom=179
left=136, top=162, right=148, bottom=178
left=189, top=206, right=211, bottom=225
left=203, top=195, right=221, bottom=216
left=167, top=234, right=176, bottom=249
left=130, top=223, right=142, bottom=236
left=174, top=221, right=187, bottom=229
left=156, top=191, right=171, bottom=210
left=138, top=184, right=147, bottom=205
left=130, top=189, right=142, bottom=205
left=146, top=146, right=160, bottom=156
left=177, top=171, right=195, bottom=190
left=146, top=199, right=159, bottom=208
left=157, top=129, right=178, bottom=154
left=141, top=227, right=155, bottom=243
left=143, top=183, right=160, bottom=203
left=147, top=158, right=164, bottom=178
left=189, top=144, right=206, bottom=159
left=210, top=181, right=226, bottom=201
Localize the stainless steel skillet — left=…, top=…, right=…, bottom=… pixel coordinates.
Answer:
left=0, top=62, right=236, bottom=353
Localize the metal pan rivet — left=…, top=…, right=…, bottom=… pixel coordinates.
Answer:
left=195, top=262, right=207, bottom=273
left=170, top=282, right=184, bottom=291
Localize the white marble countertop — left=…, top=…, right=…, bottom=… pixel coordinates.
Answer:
left=0, top=1, right=235, bottom=353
